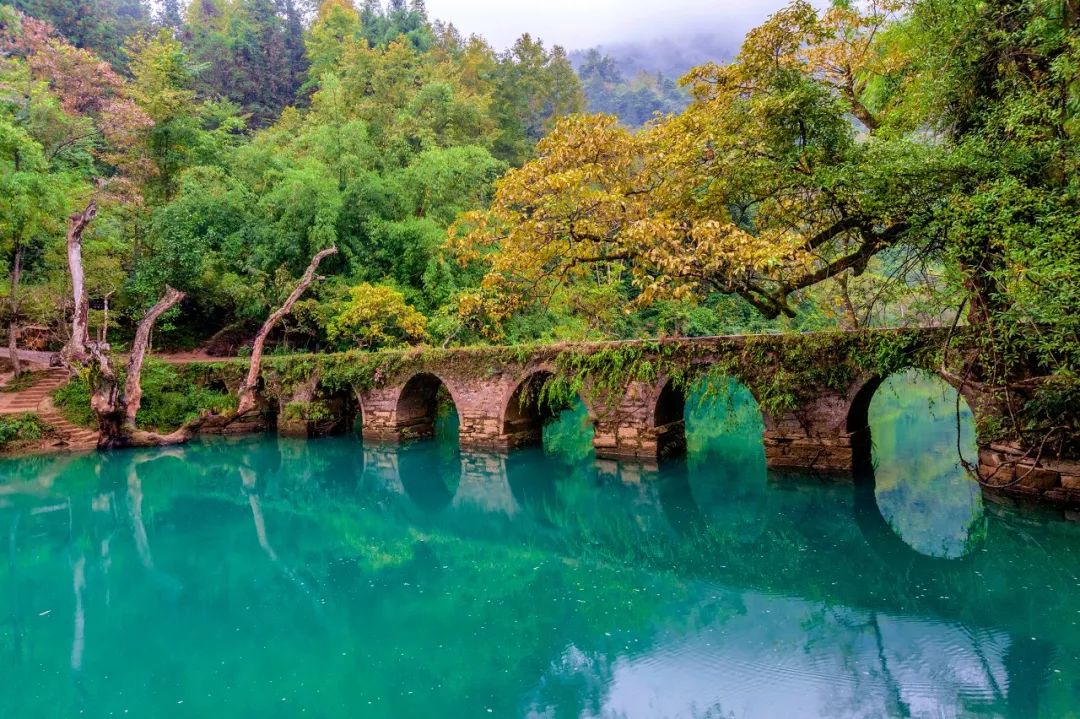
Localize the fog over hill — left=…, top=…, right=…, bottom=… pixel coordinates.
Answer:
left=566, top=33, right=739, bottom=127
left=570, top=34, right=737, bottom=82
left=424, top=0, right=785, bottom=126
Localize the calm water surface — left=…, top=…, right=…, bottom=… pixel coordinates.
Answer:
left=1, top=372, right=1078, bottom=718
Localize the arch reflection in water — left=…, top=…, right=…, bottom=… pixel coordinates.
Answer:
left=397, top=405, right=462, bottom=512
left=507, top=397, right=595, bottom=521
left=864, top=369, right=984, bottom=559
left=2, top=432, right=1080, bottom=717
left=678, top=375, right=769, bottom=538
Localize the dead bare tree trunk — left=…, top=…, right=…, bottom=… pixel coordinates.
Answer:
left=91, top=287, right=200, bottom=449
left=123, top=287, right=184, bottom=429
left=63, top=200, right=98, bottom=365
left=57, top=201, right=218, bottom=449
left=7, top=243, right=22, bottom=376
left=235, top=247, right=338, bottom=417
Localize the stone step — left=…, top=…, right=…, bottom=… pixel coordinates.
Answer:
left=0, top=370, right=97, bottom=445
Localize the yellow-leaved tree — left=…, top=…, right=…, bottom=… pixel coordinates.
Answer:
left=450, top=0, right=951, bottom=330
left=327, top=283, right=427, bottom=350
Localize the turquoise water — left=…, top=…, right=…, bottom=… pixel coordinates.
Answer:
left=1, top=372, right=1079, bottom=718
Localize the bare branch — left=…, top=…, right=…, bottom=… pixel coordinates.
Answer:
left=123, top=286, right=186, bottom=429
left=236, top=247, right=339, bottom=417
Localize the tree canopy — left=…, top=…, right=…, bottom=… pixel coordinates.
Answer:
left=454, top=1, right=1078, bottom=362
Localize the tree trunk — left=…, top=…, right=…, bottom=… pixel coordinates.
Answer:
left=837, top=274, right=861, bottom=330
left=63, top=200, right=98, bottom=365
left=235, top=247, right=338, bottom=417
left=123, top=286, right=185, bottom=430
left=91, top=287, right=199, bottom=449
left=7, top=243, right=22, bottom=376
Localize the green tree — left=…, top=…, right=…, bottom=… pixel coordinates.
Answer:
left=3, top=0, right=151, bottom=68
left=158, top=0, right=183, bottom=32
left=491, top=34, right=584, bottom=165
left=186, top=0, right=301, bottom=125
left=305, top=0, right=363, bottom=87
left=0, top=118, right=71, bottom=372
left=128, top=30, right=200, bottom=201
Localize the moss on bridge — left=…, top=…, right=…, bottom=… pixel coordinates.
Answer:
left=126, top=327, right=1073, bottom=463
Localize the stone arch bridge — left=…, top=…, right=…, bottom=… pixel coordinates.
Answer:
left=250, top=328, right=1035, bottom=482
left=338, top=329, right=965, bottom=473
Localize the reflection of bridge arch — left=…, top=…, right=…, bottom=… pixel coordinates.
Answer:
left=505, top=449, right=562, bottom=524
left=848, top=369, right=986, bottom=565
left=853, top=465, right=978, bottom=573
left=397, top=441, right=461, bottom=513
left=655, top=471, right=709, bottom=538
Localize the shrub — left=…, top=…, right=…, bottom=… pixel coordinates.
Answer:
left=0, top=413, right=53, bottom=449
left=53, top=379, right=95, bottom=427
left=53, top=361, right=236, bottom=432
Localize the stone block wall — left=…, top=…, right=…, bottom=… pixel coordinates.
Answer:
left=978, top=445, right=1080, bottom=507
left=341, top=338, right=940, bottom=474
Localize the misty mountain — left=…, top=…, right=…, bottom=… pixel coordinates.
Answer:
left=570, top=34, right=736, bottom=81
left=569, top=35, right=735, bottom=127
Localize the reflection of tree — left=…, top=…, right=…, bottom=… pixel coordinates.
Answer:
left=2, top=432, right=1079, bottom=716
left=868, top=611, right=912, bottom=718
left=126, top=467, right=154, bottom=571
left=122, top=456, right=185, bottom=599
left=239, top=459, right=322, bottom=607
left=69, top=554, right=85, bottom=674
left=521, top=643, right=614, bottom=718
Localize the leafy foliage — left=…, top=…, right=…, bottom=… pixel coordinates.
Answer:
left=326, top=283, right=427, bottom=349
left=0, top=411, right=51, bottom=447
left=1, top=0, right=1077, bottom=455
left=55, top=360, right=235, bottom=430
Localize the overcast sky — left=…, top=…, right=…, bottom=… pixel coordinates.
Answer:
left=422, top=0, right=792, bottom=52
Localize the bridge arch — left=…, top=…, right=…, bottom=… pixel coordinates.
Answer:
left=847, top=368, right=985, bottom=561
left=499, top=368, right=597, bottom=451
left=398, top=441, right=461, bottom=512
left=279, top=377, right=359, bottom=438
left=394, top=372, right=461, bottom=443
left=313, top=380, right=360, bottom=437
left=650, top=377, right=688, bottom=459
left=648, top=372, right=768, bottom=462
left=847, top=368, right=984, bottom=461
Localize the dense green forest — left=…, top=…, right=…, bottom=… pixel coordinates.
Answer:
left=0, top=0, right=592, bottom=354
left=1, top=0, right=1078, bottom=424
